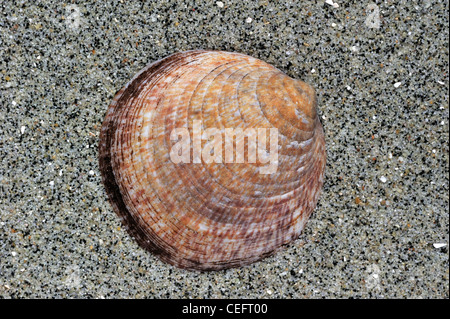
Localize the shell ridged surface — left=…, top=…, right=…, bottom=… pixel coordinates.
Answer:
left=99, top=50, right=326, bottom=271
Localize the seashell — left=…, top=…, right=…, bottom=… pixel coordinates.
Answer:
left=99, top=50, right=326, bottom=271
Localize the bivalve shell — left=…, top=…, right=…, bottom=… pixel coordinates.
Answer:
left=99, top=50, right=326, bottom=270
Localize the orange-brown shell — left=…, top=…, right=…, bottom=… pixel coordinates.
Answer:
left=99, top=50, right=326, bottom=271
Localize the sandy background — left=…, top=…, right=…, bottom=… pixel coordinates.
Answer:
left=0, top=0, right=448, bottom=298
